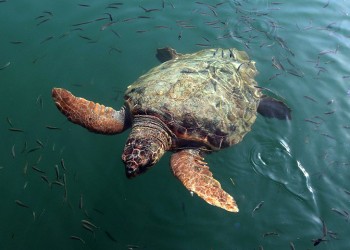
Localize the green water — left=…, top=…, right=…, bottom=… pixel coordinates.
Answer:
left=1, top=0, right=350, bottom=249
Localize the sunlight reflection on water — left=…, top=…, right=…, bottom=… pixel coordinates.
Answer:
left=249, top=138, right=318, bottom=206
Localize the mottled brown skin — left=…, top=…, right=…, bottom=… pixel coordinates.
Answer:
left=52, top=88, right=127, bottom=134
left=171, top=149, right=238, bottom=212
left=52, top=48, right=290, bottom=213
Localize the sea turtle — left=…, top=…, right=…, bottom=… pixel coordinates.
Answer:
left=52, top=47, right=291, bottom=213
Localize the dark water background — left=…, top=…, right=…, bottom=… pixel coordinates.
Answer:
left=1, top=0, right=350, bottom=249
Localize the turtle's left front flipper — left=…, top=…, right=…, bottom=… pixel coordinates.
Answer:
left=52, top=88, right=129, bottom=134
left=258, top=96, right=292, bottom=120
left=170, top=149, right=239, bottom=213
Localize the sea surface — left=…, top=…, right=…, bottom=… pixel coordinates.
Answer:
left=1, top=0, right=350, bottom=249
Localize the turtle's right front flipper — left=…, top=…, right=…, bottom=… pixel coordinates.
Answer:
left=171, top=149, right=239, bottom=213
left=52, top=88, right=129, bottom=134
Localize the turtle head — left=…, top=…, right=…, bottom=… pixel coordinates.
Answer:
left=121, top=116, right=172, bottom=178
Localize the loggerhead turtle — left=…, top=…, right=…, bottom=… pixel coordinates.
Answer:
left=52, top=47, right=291, bottom=212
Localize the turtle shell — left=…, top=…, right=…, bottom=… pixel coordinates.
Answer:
left=124, top=48, right=262, bottom=150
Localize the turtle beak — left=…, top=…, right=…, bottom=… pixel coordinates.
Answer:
left=125, top=164, right=139, bottom=178
left=125, top=162, right=149, bottom=178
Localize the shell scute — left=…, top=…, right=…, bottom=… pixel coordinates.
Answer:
left=125, top=48, right=261, bottom=150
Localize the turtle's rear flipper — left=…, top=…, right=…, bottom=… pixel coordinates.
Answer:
left=52, top=88, right=128, bottom=134
left=156, top=47, right=180, bottom=62
left=170, top=149, right=239, bottom=213
left=258, top=96, right=292, bottom=120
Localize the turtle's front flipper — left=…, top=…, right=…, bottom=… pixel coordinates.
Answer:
left=52, top=88, right=129, bottom=134
left=156, top=47, right=180, bottom=62
left=258, top=96, right=292, bottom=120
left=170, top=149, right=238, bottom=213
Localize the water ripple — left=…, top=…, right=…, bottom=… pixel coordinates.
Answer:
left=249, top=138, right=316, bottom=203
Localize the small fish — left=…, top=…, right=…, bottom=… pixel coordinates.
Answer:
left=78, top=35, right=92, bottom=41
left=27, top=146, right=41, bottom=153
left=54, top=164, right=60, bottom=180
left=272, top=56, right=284, bottom=70
left=104, top=12, right=113, bottom=21
left=8, top=127, right=24, bottom=132
left=82, top=224, right=94, bottom=234
left=195, top=43, right=211, bottom=47
left=324, top=110, right=335, bottom=115
left=95, top=17, right=109, bottom=22
left=139, top=5, right=160, bottom=12
left=23, top=162, right=28, bottom=175
left=93, top=208, right=104, bottom=215
left=0, top=61, right=10, bottom=70
left=109, top=47, right=122, bottom=54
left=286, top=69, right=303, bottom=77
left=63, top=173, right=68, bottom=201
left=36, top=18, right=50, bottom=26
left=61, top=158, right=66, bottom=170
left=127, top=244, right=141, bottom=249
left=36, top=139, right=44, bottom=147
left=43, top=11, right=53, bottom=16
left=40, top=36, right=54, bottom=44
left=331, top=208, right=349, bottom=218
left=100, top=21, right=116, bottom=31
left=303, top=95, right=317, bottom=102
left=41, top=175, right=51, bottom=186
left=263, top=231, right=279, bottom=237
left=51, top=180, right=64, bottom=186
left=289, top=241, right=295, bottom=250
left=320, top=133, right=336, bottom=140
left=15, top=199, right=29, bottom=208
left=252, top=201, right=264, bottom=216
left=11, top=144, right=15, bottom=158
left=304, top=119, right=321, bottom=125
left=72, top=21, right=94, bottom=27
left=135, top=30, right=149, bottom=33
left=155, top=25, right=170, bottom=29
left=10, top=41, right=23, bottom=44
left=312, top=238, right=328, bottom=246
left=45, top=125, right=61, bottom=130
left=137, top=15, right=151, bottom=19
left=327, top=99, right=334, bottom=105
left=78, top=3, right=90, bottom=7
left=32, top=166, right=45, bottom=174
left=178, top=30, right=183, bottom=40
left=36, top=155, right=42, bottom=164
left=110, top=29, right=121, bottom=38
left=321, top=219, right=327, bottom=237
left=79, top=194, right=83, bottom=210
left=268, top=73, right=281, bottom=81
left=6, top=117, right=13, bottom=127
left=105, top=230, right=117, bottom=242
left=35, top=15, right=46, bottom=19
left=82, top=219, right=99, bottom=229
left=36, top=95, right=43, bottom=108
left=70, top=236, right=85, bottom=244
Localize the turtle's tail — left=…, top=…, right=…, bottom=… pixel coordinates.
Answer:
left=52, top=88, right=128, bottom=134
